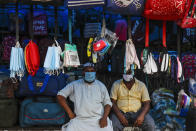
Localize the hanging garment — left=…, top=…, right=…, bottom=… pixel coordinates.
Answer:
left=143, top=53, right=158, bottom=74
left=125, top=39, right=140, bottom=72
left=10, top=41, right=25, bottom=79
left=43, top=40, right=62, bottom=75
left=115, top=19, right=128, bottom=41
left=177, top=0, right=196, bottom=28
left=25, top=40, right=40, bottom=76
left=143, top=0, right=187, bottom=20
left=160, top=53, right=169, bottom=72
left=177, top=56, right=183, bottom=83
left=159, top=49, right=169, bottom=72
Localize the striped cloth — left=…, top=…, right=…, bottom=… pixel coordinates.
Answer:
left=67, top=0, right=105, bottom=9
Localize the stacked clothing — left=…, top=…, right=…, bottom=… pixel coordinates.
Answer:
left=150, top=88, right=185, bottom=130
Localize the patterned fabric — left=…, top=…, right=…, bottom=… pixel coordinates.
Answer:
left=2, top=36, right=15, bottom=61
left=181, top=54, right=196, bottom=80
left=144, top=0, right=187, bottom=20
left=106, top=0, right=145, bottom=15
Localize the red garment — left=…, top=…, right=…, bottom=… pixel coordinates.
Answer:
left=115, top=19, right=127, bottom=41
left=25, top=40, right=40, bottom=76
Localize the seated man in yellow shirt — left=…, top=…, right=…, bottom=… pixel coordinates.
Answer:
left=110, top=69, right=155, bottom=131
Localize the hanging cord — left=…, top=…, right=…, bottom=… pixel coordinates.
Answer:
left=54, top=6, right=58, bottom=40
left=162, top=21, right=167, bottom=48
left=101, top=11, right=106, bottom=38
left=145, top=19, right=149, bottom=47
left=127, top=15, right=132, bottom=40
left=189, top=0, right=196, bottom=18
left=15, top=2, right=19, bottom=42
left=30, top=5, right=34, bottom=40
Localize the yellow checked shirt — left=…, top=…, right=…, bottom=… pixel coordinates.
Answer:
left=110, top=78, right=150, bottom=113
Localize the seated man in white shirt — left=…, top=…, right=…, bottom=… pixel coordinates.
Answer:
left=57, top=62, right=113, bottom=131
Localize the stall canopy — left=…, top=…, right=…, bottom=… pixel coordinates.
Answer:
left=0, top=0, right=64, bottom=6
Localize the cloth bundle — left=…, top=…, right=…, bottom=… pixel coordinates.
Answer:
left=43, top=40, right=63, bottom=75
left=189, top=77, right=196, bottom=96
left=176, top=90, right=192, bottom=116
left=10, top=41, right=25, bottom=79
left=150, top=88, right=186, bottom=130
left=125, top=39, right=140, bottom=72
left=25, top=40, right=40, bottom=76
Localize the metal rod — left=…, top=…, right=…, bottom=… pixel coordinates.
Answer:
left=68, top=9, right=72, bottom=43
left=16, top=2, right=19, bottom=42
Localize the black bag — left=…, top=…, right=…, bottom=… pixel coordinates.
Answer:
left=0, top=73, right=9, bottom=98
left=186, top=108, right=196, bottom=131
left=0, top=72, right=18, bottom=99
left=0, top=99, right=18, bottom=127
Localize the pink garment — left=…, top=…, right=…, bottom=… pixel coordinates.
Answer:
left=115, top=19, right=127, bottom=41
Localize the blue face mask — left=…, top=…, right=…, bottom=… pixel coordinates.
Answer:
left=84, top=72, right=96, bottom=83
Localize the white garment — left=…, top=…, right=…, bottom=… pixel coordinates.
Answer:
left=58, top=79, right=113, bottom=131
left=125, top=39, right=140, bottom=72
left=177, top=56, right=182, bottom=83
left=143, top=53, right=158, bottom=74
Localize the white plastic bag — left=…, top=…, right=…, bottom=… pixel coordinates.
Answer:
left=63, top=44, right=80, bottom=67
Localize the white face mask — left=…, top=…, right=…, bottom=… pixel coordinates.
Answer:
left=123, top=74, right=134, bottom=82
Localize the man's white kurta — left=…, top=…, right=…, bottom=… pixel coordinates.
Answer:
left=57, top=79, right=113, bottom=131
